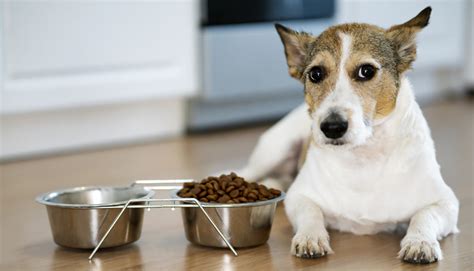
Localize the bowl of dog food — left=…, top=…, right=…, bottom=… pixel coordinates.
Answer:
left=176, top=173, right=285, bottom=248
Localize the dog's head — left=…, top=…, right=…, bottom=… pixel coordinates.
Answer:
left=276, top=7, right=431, bottom=148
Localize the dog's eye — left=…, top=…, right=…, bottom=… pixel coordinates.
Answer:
left=356, top=64, right=376, bottom=81
left=308, top=66, right=325, bottom=83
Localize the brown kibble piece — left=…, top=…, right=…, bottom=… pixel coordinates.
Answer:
left=182, top=192, right=193, bottom=198
left=184, top=182, right=195, bottom=188
left=259, top=187, right=271, bottom=197
left=190, top=187, right=201, bottom=195
left=238, top=197, right=248, bottom=203
left=218, top=195, right=231, bottom=203
left=248, top=193, right=257, bottom=200
left=249, top=183, right=258, bottom=189
left=207, top=194, right=218, bottom=201
left=269, top=188, right=281, bottom=196
left=229, top=189, right=239, bottom=198
left=200, top=197, right=209, bottom=202
left=225, top=186, right=235, bottom=193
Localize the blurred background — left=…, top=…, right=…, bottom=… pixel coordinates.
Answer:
left=0, top=0, right=472, bottom=160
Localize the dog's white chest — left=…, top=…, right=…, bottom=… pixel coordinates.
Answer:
left=294, top=143, right=448, bottom=234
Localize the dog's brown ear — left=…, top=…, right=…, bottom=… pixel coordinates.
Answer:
left=275, top=24, right=312, bottom=80
left=386, top=7, right=432, bottom=73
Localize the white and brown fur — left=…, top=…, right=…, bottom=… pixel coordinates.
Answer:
left=238, top=7, right=459, bottom=264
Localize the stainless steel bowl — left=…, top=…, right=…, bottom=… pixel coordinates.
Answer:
left=176, top=191, right=285, bottom=248
left=36, top=186, right=154, bottom=249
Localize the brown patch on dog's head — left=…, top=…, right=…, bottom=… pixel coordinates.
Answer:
left=275, top=7, right=431, bottom=121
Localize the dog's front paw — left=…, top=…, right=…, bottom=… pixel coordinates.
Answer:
left=398, top=236, right=442, bottom=264
left=291, top=231, right=333, bottom=259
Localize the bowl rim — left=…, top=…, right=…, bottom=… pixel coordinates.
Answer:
left=35, top=186, right=155, bottom=209
left=171, top=190, right=285, bottom=208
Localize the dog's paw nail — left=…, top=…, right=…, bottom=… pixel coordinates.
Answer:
left=291, top=232, right=332, bottom=259
left=398, top=238, right=441, bottom=264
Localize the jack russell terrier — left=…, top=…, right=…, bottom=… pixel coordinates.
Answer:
left=239, top=7, right=459, bottom=264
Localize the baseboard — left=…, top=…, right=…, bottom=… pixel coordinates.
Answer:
left=0, top=99, right=185, bottom=161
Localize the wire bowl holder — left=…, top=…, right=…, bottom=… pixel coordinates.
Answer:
left=88, top=179, right=238, bottom=260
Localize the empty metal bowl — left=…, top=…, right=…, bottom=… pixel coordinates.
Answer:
left=176, top=191, right=285, bottom=248
left=36, top=186, right=154, bottom=249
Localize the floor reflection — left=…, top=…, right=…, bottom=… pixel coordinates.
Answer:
left=183, top=242, right=274, bottom=271
left=52, top=243, right=143, bottom=271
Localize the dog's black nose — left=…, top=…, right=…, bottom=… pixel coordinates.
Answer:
left=320, top=113, right=348, bottom=139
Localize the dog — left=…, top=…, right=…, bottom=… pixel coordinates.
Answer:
left=238, top=7, right=459, bottom=264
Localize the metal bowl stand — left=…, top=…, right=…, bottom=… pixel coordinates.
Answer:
left=88, top=180, right=238, bottom=260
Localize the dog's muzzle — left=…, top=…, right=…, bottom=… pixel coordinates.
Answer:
left=320, top=113, right=348, bottom=140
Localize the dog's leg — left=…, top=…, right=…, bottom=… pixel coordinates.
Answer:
left=286, top=194, right=333, bottom=258
left=239, top=103, right=311, bottom=182
left=398, top=198, right=459, bottom=264
left=259, top=176, right=294, bottom=192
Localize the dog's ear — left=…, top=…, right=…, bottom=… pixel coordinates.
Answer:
left=275, top=24, right=312, bottom=80
left=386, top=7, right=432, bottom=73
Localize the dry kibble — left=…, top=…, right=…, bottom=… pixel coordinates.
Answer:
left=190, top=187, right=201, bottom=195
left=177, top=173, right=282, bottom=204
left=225, top=186, right=235, bottom=193
left=184, top=182, right=195, bottom=188
left=238, top=197, right=248, bottom=203
left=259, top=187, right=271, bottom=197
left=218, top=195, right=231, bottom=203
left=229, top=189, right=239, bottom=198
left=248, top=193, right=258, bottom=200
left=269, top=188, right=281, bottom=196
left=249, top=183, right=258, bottom=189
left=207, top=194, right=218, bottom=201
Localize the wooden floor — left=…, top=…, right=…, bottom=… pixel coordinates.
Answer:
left=1, top=98, right=473, bottom=271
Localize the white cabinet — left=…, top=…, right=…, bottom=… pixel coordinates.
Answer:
left=0, top=1, right=199, bottom=159
left=1, top=1, right=199, bottom=114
